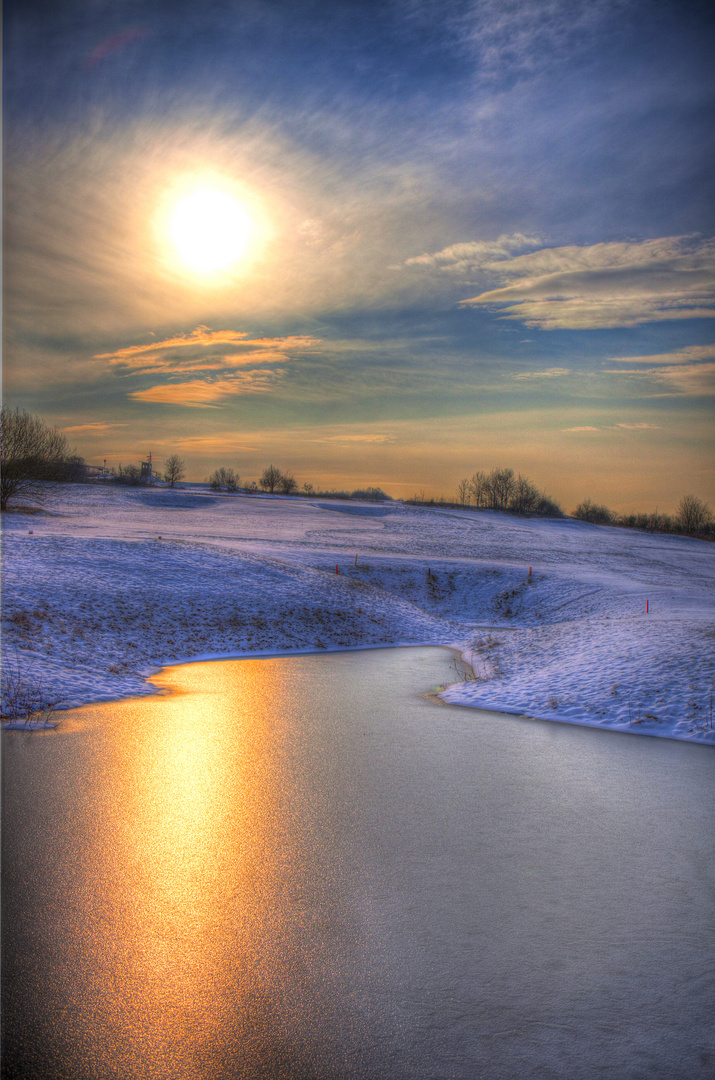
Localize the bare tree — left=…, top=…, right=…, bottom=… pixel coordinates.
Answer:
left=209, top=467, right=239, bottom=492
left=511, top=474, right=539, bottom=514
left=469, top=470, right=488, bottom=508
left=259, top=464, right=282, bottom=493
left=675, top=494, right=713, bottom=535
left=164, top=454, right=186, bottom=488
left=456, top=478, right=470, bottom=506
left=487, top=467, right=515, bottom=510
left=277, top=472, right=298, bottom=495
left=0, top=407, right=72, bottom=511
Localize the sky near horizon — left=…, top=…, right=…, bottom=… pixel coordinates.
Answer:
left=4, top=0, right=714, bottom=511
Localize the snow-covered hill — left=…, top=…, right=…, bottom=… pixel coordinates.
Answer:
left=2, top=484, right=713, bottom=742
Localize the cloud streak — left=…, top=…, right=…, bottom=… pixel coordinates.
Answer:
left=63, top=422, right=128, bottom=433
left=604, top=362, right=715, bottom=396
left=95, top=327, right=319, bottom=363
left=603, top=342, right=715, bottom=396
left=456, top=236, right=715, bottom=328
left=129, top=370, right=283, bottom=407
left=310, top=433, right=397, bottom=445
left=512, top=367, right=570, bottom=380
left=405, top=233, right=542, bottom=273
left=607, top=344, right=715, bottom=365
left=563, top=422, right=662, bottom=432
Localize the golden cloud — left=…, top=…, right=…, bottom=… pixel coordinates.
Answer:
left=94, top=326, right=250, bottom=360
left=63, top=422, right=128, bottom=433
left=96, top=326, right=320, bottom=365
left=117, top=348, right=300, bottom=376
left=129, top=370, right=282, bottom=407
left=310, top=433, right=397, bottom=444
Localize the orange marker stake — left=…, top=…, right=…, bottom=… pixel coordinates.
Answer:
left=646, top=599, right=649, bottom=614
left=336, top=564, right=339, bottom=574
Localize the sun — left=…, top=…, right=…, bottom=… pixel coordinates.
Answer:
left=168, top=186, right=254, bottom=275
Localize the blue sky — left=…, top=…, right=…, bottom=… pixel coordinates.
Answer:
left=4, top=0, right=714, bottom=508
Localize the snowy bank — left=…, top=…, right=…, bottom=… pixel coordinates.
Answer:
left=2, top=484, right=713, bottom=743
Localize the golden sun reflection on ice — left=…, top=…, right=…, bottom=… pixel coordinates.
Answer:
left=74, top=659, right=357, bottom=1079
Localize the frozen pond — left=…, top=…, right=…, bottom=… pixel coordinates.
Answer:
left=2, top=647, right=714, bottom=1079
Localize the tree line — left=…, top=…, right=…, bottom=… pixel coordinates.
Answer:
left=0, top=409, right=393, bottom=509
left=451, top=465, right=713, bottom=538
left=3, top=408, right=709, bottom=536
left=455, top=467, right=563, bottom=517
left=573, top=496, right=713, bottom=538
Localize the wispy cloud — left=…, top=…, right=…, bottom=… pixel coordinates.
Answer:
left=310, top=433, right=397, bottom=445
left=607, top=344, right=715, bottom=365
left=404, top=233, right=542, bottom=273
left=512, top=366, right=570, bottom=380
left=603, top=342, right=715, bottom=395
left=114, top=350, right=295, bottom=376
left=96, top=327, right=319, bottom=376
left=129, top=370, right=282, bottom=407
left=457, top=0, right=633, bottom=82
left=95, top=327, right=319, bottom=363
left=563, top=422, right=662, bottom=432
left=612, top=422, right=662, bottom=430
left=605, top=362, right=715, bottom=396
left=173, top=435, right=260, bottom=452
left=62, top=422, right=127, bottom=433
left=457, top=236, right=715, bottom=329
left=94, top=327, right=251, bottom=360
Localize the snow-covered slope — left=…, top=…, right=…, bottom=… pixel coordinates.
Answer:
left=2, top=484, right=713, bottom=742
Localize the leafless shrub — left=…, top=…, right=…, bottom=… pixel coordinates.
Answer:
left=209, top=466, right=240, bottom=492
left=1, top=650, right=62, bottom=725
left=6, top=610, right=35, bottom=632
left=472, top=634, right=500, bottom=654
left=449, top=657, right=476, bottom=682
left=573, top=499, right=614, bottom=524
left=675, top=494, right=713, bottom=536
left=112, top=463, right=145, bottom=486
left=0, top=406, right=74, bottom=511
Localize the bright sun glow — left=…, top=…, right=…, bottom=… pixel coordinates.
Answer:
left=168, top=187, right=254, bottom=274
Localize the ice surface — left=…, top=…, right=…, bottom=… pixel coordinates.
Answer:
left=2, top=484, right=713, bottom=742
